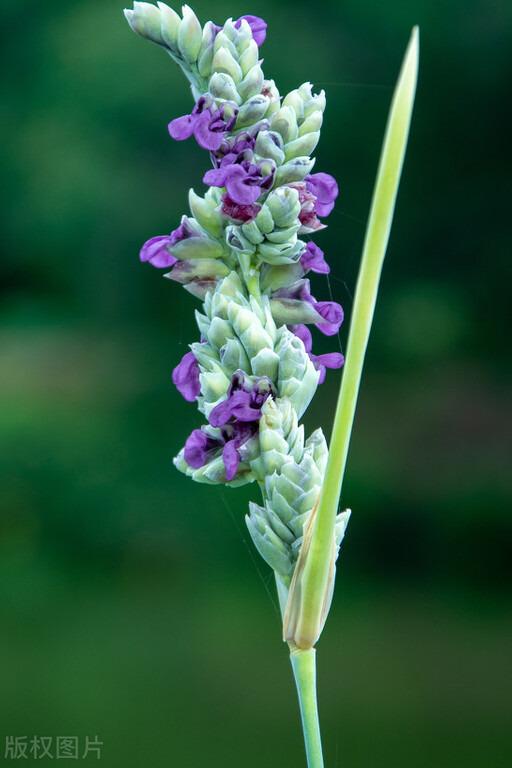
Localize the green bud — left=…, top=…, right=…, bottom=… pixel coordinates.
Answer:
left=254, top=130, right=285, bottom=165
left=265, top=225, right=300, bottom=245
left=236, top=95, right=270, bottom=129
left=274, top=157, right=315, bottom=186
left=124, top=3, right=165, bottom=45
left=257, top=240, right=304, bottom=266
left=220, top=338, right=250, bottom=372
left=189, top=341, right=217, bottom=368
left=246, top=505, right=294, bottom=577
left=241, top=220, right=265, bottom=246
left=165, top=258, right=229, bottom=285
left=275, top=330, right=319, bottom=419
left=231, top=18, right=253, bottom=49
left=250, top=347, right=280, bottom=381
left=282, top=89, right=305, bottom=119
left=284, top=132, right=320, bottom=161
left=260, top=263, right=304, bottom=292
left=225, top=225, right=256, bottom=256
left=265, top=187, right=301, bottom=228
left=238, top=63, right=264, bottom=101
left=199, top=368, right=230, bottom=401
left=239, top=39, right=259, bottom=76
left=208, top=72, right=242, bottom=104
left=270, top=297, right=323, bottom=326
left=178, top=4, right=202, bottom=63
left=303, top=90, right=326, bottom=117
left=254, top=206, right=275, bottom=235
left=228, top=303, right=274, bottom=358
left=213, top=29, right=238, bottom=56
left=212, top=46, right=243, bottom=82
left=157, top=2, right=180, bottom=49
left=270, top=106, right=299, bottom=143
left=188, top=189, right=224, bottom=238
left=206, top=316, right=235, bottom=348
left=298, top=111, right=323, bottom=135
left=170, top=234, right=224, bottom=261
left=261, top=80, right=281, bottom=117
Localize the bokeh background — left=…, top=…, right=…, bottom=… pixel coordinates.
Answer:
left=1, top=0, right=511, bottom=766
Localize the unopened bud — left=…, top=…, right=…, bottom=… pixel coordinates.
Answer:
left=178, top=4, right=202, bottom=63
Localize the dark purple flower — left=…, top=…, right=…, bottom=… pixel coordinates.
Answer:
left=315, top=301, right=344, bottom=336
left=300, top=242, right=330, bottom=274
left=204, top=160, right=274, bottom=205
left=212, top=132, right=256, bottom=167
left=221, top=193, right=261, bottom=222
left=291, top=324, right=344, bottom=383
left=172, top=351, right=201, bottom=402
left=141, top=217, right=200, bottom=269
left=168, top=96, right=237, bottom=151
left=273, top=279, right=344, bottom=336
left=209, top=371, right=274, bottom=427
left=184, top=429, right=221, bottom=468
left=234, top=15, right=267, bottom=46
left=183, top=420, right=257, bottom=481
left=139, top=235, right=178, bottom=269
left=306, top=172, right=339, bottom=217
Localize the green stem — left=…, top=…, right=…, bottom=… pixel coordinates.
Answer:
left=290, top=647, right=324, bottom=768
left=291, top=27, right=419, bottom=649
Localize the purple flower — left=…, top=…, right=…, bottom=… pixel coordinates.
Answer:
left=234, top=15, right=267, bottom=46
left=212, top=132, right=256, bottom=167
left=300, top=242, right=330, bottom=274
left=172, top=351, right=201, bottom=402
left=139, top=235, right=178, bottom=269
left=306, top=173, right=339, bottom=217
left=183, top=422, right=255, bottom=481
left=209, top=371, right=273, bottom=427
left=273, top=279, right=344, bottom=336
left=204, top=160, right=274, bottom=205
left=184, top=429, right=222, bottom=469
left=221, top=193, right=261, bottom=222
left=292, top=324, right=344, bottom=383
left=168, top=96, right=237, bottom=151
left=141, top=217, right=200, bottom=269
left=290, top=182, right=325, bottom=233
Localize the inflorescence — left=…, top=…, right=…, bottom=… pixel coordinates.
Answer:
left=125, top=3, right=350, bottom=586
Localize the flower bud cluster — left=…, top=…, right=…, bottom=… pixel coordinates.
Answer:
left=126, top=4, right=349, bottom=588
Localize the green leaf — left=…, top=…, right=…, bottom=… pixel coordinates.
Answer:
left=289, top=27, right=419, bottom=650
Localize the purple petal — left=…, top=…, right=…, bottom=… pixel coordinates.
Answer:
left=274, top=279, right=314, bottom=304
left=300, top=242, right=330, bottom=274
left=184, top=429, right=221, bottom=468
left=172, top=351, right=201, bottom=402
left=314, top=301, right=344, bottom=336
left=168, top=114, right=195, bottom=141
left=193, top=111, right=225, bottom=151
left=203, top=167, right=230, bottom=187
left=209, top=390, right=258, bottom=427
left=306, top=172, right=339, bottom=217
left=225, top=166, right=262, bottom=205
left=222, top=440, right=240, bottom=481
left=139, top=235, right=178, bottom=269
left=236, top=15, right=267, bottom=46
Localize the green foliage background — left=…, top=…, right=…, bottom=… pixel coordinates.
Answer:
left=1, top=1, right=510, bottom=766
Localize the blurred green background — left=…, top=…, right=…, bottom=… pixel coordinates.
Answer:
left=1, top=0, right=510, bottom=766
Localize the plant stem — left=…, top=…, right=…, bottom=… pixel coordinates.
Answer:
left=291, top=27, right=420, bottom=650
left=290, top=647, right=324, bottom=768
